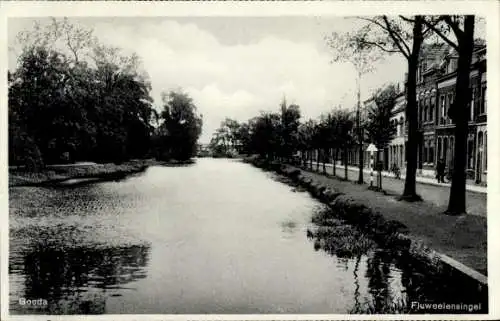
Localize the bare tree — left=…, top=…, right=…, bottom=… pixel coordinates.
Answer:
left=14, top=17, right=96, bottom=66
left=331, top=16, right=435, bottom=201
left=326, top=30, right=380, bottom=185
left=423, top=16, right=476, bottom=215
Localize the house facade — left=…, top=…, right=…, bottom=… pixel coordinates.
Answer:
left=415, top=43, right=450, bottom=176
left=389, top=41, right=487, bottom=184
left=435, top=44, right=487, bottom=183
left=306, top=42, right=486, bottom=185
left=388, top=93, right=406, bottom=171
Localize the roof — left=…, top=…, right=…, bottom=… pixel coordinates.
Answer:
left=420, top=42, right=452, bottom=73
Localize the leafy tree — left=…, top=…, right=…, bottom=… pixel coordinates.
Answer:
left=159, top=90, right=203, bottom=161
left=365, top=84, right=398, bottom=189
left=279, top=99, right=301, bottom=162
left=209, top=118, right=245, bottom=157
left=307, top=120, right=323, bottom=171
left=248, top=112, right=282, bottom=160
left=333, top=110, right=355, bottom=180
left=298, top=119, right=316, bottom=169
left=9, top=46, right=84, bottom=164
left=323, top=110, right=341, bottom=177
left=365, top=84, right=398, bottom=157
left=317, top=114, right=334, bottom=174
left=236, top=122, right=252, bottom=155
left=423, top=15, right=477, bottom=215
left=9, top=18, right=157, bottom=166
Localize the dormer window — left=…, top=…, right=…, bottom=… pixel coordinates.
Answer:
left=447, top=58, right=458, bottom=73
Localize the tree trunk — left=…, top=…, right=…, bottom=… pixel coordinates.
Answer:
left=447, top=16, right=475, bottom=215
left=401, top=16, right=423, bottom=202
left=333, top=148, right=338, bottom=176
left=309, top=150, right=313, bottom=169
left=316, top=149, right=320, bottom=171
left=357, top=85, right=364, bottom=184
left=376, top=149, right=381, bottom=189
left=322, top=149, right=327, bottom=174
left=344, top=147, right=348, bottom=180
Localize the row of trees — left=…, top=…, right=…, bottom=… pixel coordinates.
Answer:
left=326, top=15, right=478, bottom=215
left=210, top=20, right=476, bottom=217
left=210, top=84, right=397, bottom=179
left=208, top=98, right=301, bottom=160
left=8, top=18, right=202, bottom=169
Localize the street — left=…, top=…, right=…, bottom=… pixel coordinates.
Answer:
left=306, top=163, right=487, bottom=217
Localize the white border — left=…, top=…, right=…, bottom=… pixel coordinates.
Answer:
left=1, top=1, right=499, bottom=320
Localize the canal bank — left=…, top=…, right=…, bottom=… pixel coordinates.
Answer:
left=9, top=157, right=487, bottom=314
left=245, top=157, right=488, bottom=288
left=8, top=159, right=192, bottom=188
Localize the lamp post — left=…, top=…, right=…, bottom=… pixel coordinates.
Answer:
left=367, top=143, right=378, bottom=188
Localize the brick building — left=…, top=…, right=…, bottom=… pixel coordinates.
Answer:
left=388, top=92, right=406, bottom=171
left=390, top=41, right=487, bottom=183
left=307, top=41, right=487, bottom=186
left=415, top=43, right=450, bottom=176
left=435, top=43, right=487, bottom=183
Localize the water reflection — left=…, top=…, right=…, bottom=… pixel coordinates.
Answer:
left=12, top=243, right=150, bottom=314
left=364, top=250, right=395, bottom=313
left=10, top=159, right=487, bottom=314
left=309, top=219, right=487, bottom=314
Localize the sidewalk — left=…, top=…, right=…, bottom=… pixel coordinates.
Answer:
left=304, top=163, right=486, bottom=217
left=290, top=165, right=487, bottom=277
left=323, top=163, right=487, bottom=194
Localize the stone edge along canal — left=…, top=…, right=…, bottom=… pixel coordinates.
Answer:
left=244, top=157, right=488, bottom=291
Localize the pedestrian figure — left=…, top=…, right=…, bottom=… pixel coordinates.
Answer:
left=391, top=163, right=401, bottom=179
left=436, top=159, right=445, bottom=183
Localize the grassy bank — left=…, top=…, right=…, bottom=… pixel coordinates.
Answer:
left=244, top=157, right=488, bottom=287
left=9, top=159, right=174, bottom=187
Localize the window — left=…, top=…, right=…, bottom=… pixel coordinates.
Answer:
left=419, top=100, right=424, bottom=125
left=440, top=95, right=446, bottom=124
left=447, top=93, right=454, bottom=123
left=480, top=85, right=487, bottom=114
left=430, top=97, right=435, bottom=122
left=470, top=87, right=475, bottom=120
left=467, top=139, right=474, bottom=169
left=448, top=59, right=457, bottom=73
left=485, top=132, right=487, bottom=170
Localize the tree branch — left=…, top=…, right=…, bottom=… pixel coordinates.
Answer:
left=443, top=15, right=464, bottom=39
left=357, top=17, right=394, bottom=34
left=399, top=15, right=416, bottom=23
left=422, top=19, right=441, bottom=37
left=422, top=18, right=459, bottom=50
left=382, top=16, right=411, bottom=58
left=66, top=34, right=79, bottom=63
left=358, top=39, right=400, bottom=54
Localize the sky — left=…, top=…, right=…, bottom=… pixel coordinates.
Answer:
left=8, top=17, right=425, bottom=144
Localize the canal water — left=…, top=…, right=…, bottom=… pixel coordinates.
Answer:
left=9, top=158, right=486, bottom=314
